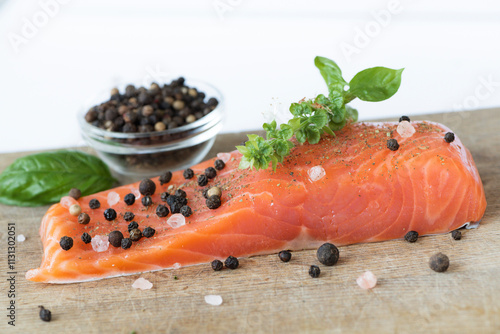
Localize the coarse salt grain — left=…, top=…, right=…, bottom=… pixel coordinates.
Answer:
left=107, top=192, right=120, bottom=207
left=173, top=263, right=181, bottom=269
left=308, top=166, right=326, bottom=182
left=356, top=271, right=377, bottom=289
left=167, top=214, right=186, bottom=229
left=397, top=121, right=416, bottom=138
left=204, top=295, right=223, bottom=306
left=91, top=235, right=109, bottom=252
left=217, top=152, right=231, bottom=163
left=130, top=188, right=141, bottom=200
left=60, top=196, right=77, bottom=209
left=17, top=234, right=26, bottom=242
left=132, top=277, right=153, bottom=290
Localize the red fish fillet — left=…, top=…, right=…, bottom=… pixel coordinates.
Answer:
left=26, top=121, right=486, bottom=283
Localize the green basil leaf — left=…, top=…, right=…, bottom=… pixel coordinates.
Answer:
left=346, top=106, right=359, bottom=122
left=278, top=124, right=293, bottom=140
left=236, top=145, right=249, bottom=155
left=322, top=125, right=335, bottom=136
left=305, top=127, right=321, bottom=144
left=296, top=129, right=307, bottom=143
left=348, top=67, right=404, bottom=102
left=0, top=150, right=117, bottom=207
left=310, top=110, right=328, bottom=129
left=314, top=56, right=347, bottom=93
left=274, top=139, right=290, bottom=157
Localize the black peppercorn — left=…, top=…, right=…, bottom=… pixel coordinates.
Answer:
left=156, top=204, right=169, bottom=217
left=399, top=115, right=410, bottom=123
left=142, top=195, right=153, bottom=207
left=183, top=168, right=194, bottom=179
left=81, top=232, right=91, bottom=244
left=124, top=193, right=136, bottom=205
left=60, top=236, right=73, bottom=251
left=159, top=171, right=173, bottom=185
left=205, top=167, right=217, bottom=179
left=123, top=211, right=135, bottom=221
left=160, top=192, right=170, bottom=202
left=69, top=188, right=81, bottom=200
left=279, top=250, right=292, bottom=262
left=78, top=212, right=90, bottom=225
left=225, top=256, right=239, bottom=269
left=444, top=132, right=455, bottom=143
left=104, top=208, right=117, bottom=221
left=139, top=178, right=156, bottom=196
left=317, top=243, right=339, bottom=266
left=175, top=189, right=187, bottom=198
left=451, top=230, right=462, bottom=240
left=202, top=188, right=209, bottom=199
left=39, top=306, right=51, bottom=322
left=127, top=221, right=139, bottom=232
left=387, top=139, right=400, bottom=151
left=198, top=174, right=208, bottom=187
left=89, top=199, right=100, bottom=209
left=129, top=228, right=142, bottom=241
left=211, top=259, right=223, bottom=271
left=170, top=202, right=182, bottom=214
left=309, top=265, right=321, bottom=278
left=214, top=159, right=225, bottom=170
left=121, top=238, right=132, bottom=249
left=206, top=195, right=221, bottom=210
left=429, top=252, right=450, bottom=272
left=108, top=230, right=124, bottom=248
left=180, top=205, right=192, bottom=217
left=143, top=226, right=155, bottom=238
left=404, top=231, right=419, bottom=243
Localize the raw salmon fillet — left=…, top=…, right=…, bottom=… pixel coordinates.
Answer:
left=26, top=121, right=486, bottom=283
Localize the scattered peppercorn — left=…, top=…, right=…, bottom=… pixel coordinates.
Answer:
left=108, top=230, right=124, bottom=248
left=81, top=232, right=91, bottom=244
left=142, top=195, right=153, bottom=207
left=309, top=265, right=321, bottom=278
left=180, top=205, right=193, bottom=217
left=444, top=132, right=455, bottom=143
left=156, top=204, right=169, bottom=217
left=160, top=192, right=170, bottom=202
left=183, top=168, right=194, bottom=179
left=129, top=228, right=142, bottom=241
left=89, top=199, right=100, bottom=209
left=78, top=212, right=90, bottom=225
left=121, top=238, right=132, bottom=249
left=202, top=188, right=209, bottom=199
left=317, top=243, right=339, bottom=266
left=69, top=204, right=82, bottom=216
left=124, top=193, right=136, bottom=205
left=39, top=306, right=51, bottom=322
left=128, top=221, right=139, bottom=232
left=205, top=167, right=217, bottom=179
left=123, top=211, right=135, bottom=221
left=197, top=174, right=208, bottom=187
left=206, top=195, right=221, bottom=209
left=211, top=259, right=223, bottom=271
left=429, top=252, right=450, bottom=272
left=404, top=231, right=419, bottom=243
left=159, top=171, right=173, bottom=185
left=225, top=256, right=239, bottom=269
left=104, top=208, right=117, bottom=221
left=387, top=139, right=400, bottom=151
left=69, top=188, right=81, bottom=200
left=207, top=186, right=222, bottom=199
left=59, top=236, right=73, bottom=251
left=451, top=230, right=462, bottom=240
left=175, top=189, right=187, bottom=198
left=139, top=178, right=156, bottom=196
left=143, top=227, right=155, bottom=238
left=399, top=115, right=410, bottom=123
left=279, top=250, right=292, bottom=262
left=214, top=159, right=225, bottom=170
left=170, top=202, right=182, bottom=214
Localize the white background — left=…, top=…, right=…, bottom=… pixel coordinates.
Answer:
left=1, top=0, right=499, bottom=153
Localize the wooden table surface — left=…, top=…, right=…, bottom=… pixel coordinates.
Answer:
left=1, top=108, right=499, bottom=334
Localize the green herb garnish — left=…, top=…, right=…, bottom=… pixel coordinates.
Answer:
left=237, top=56, right=403, bottom=171
left=0, top=150, right=117, bottom=207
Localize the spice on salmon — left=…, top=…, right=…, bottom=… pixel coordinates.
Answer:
left=444, top=132, right=455, bottom=143
left=224, top=256, right=239, bottom=269
left=124, top=193, right=135, bottom=205
left=159, top=171, right=173, bottom=185
left=279, top=250, right=292, bottom=262
left=175, top=189, right=187, bottom=198
left=123, top=211, right=135, bottom=221
left=121, top=238, right=132, bottom=249
left=81, top=232, right=91, bottom=244
left=139, top=178, right=156, bottom=196
left=429, top=252, right=450, bottom=272
left=141, top=196, right=153, bottom=207
left=211, top=259, right=223, bottom=271
left=69, top=188, right=81, bottom=200
left=317, top=243, right=339, bottom=266
left=156, top=205, right=169, bottom=217
left=108, top=231, right=124, bottom=247
left=207, top=186, right=222, bottom=199
left=214, top=159, right=225, bottom=170
left=129, top=228, right=142, bottom=241
left=387, top=139, right=400, bottom=151
left=197, top=174, right=208, bottom=187
left=404, top=231, right=419, bottom=243
left=69, top=204, right=81, bottom=216
left=309, top=265, right=320, bottom=278
left=206, top=195, right=221, bottom=209
left=78, top=212, right=90, bottom=225
left=205, top=167, right=217, bottom=179
left=180, top=205, right=192, bottom=217
left=143, top=227, right=155, bottom=238
left=103, top=208, right=117, bottom=221
left=160, top=192, right=170, bottom=202
left=59, top=236, right=73, bottom=251
left=127, top=221, right=139, bottom=232
left=399, top=115, right=410, bottom=123
left=89, top=199, right=100, bottom=209
left=183, top=168, right=194, bottom=179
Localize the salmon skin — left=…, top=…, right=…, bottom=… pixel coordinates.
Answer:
left=27, top=121, right=486, bottom=283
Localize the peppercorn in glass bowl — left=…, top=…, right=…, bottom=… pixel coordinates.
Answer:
left=78, top=78, right=224, bottom=178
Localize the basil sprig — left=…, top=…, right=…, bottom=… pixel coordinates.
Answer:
left=237, top=56, right=403, bottom=171
left=0, top=150, right=117, bottom=207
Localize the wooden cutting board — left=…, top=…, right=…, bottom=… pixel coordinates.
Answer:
left=1, top=108, right=499, bottom=334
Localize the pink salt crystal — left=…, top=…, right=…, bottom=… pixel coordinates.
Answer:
left=91, top=235, right=109, bottom=252
left=167, top=214, right=186, bottom=229
left=60, top=196, right=78, bottom=209
left=107, top=191, right=120, bottom=207
left=132, top=277, right=153, bottom=290
left=130, top=188, right=141, bottom=200
left=396, top=121, right=416, bottom=138
left=308, top=165, right=326, bottom=182
left=217, top=152, right=231, bottom=163
left=356, top=271, right=377, bottom=289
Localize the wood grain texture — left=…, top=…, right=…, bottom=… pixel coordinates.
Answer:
left=0, top=108, right=499, bottom=334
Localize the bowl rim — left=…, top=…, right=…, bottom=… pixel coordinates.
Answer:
left=78, top=77, right=225, bottom=140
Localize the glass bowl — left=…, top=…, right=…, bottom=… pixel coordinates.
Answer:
left=78, top=78, right=224, bottom=178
